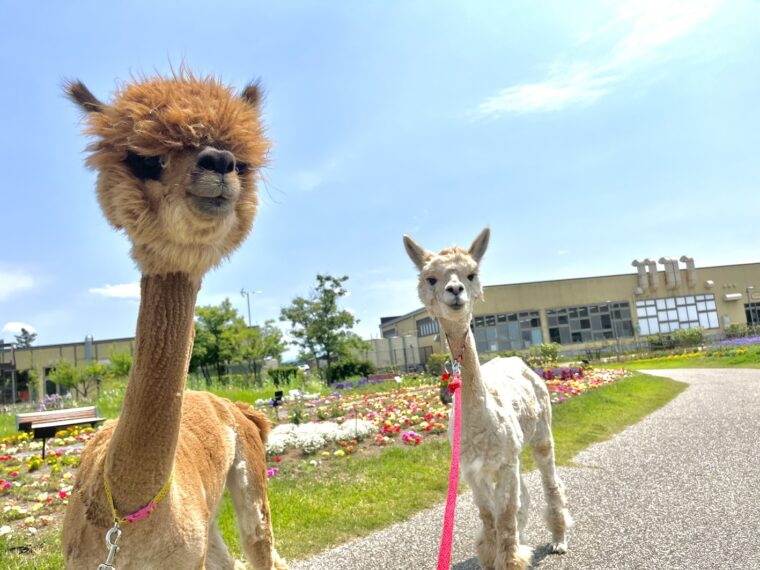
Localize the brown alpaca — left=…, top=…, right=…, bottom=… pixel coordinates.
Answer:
left=61, top=72, right=287, bottom=569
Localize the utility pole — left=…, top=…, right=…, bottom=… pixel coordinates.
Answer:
left=240, top=288, right=261, bottom=327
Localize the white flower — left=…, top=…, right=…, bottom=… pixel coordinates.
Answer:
left=0, top=525, right=11, bottom=537
left=266, top=420, right=377, bottom=455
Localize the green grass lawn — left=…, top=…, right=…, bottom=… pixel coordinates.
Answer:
left=0, top=371, right=686, bottom=568
left=221, top=371, right=686, bottom=562
left=621, top=352, right=760, bottom=370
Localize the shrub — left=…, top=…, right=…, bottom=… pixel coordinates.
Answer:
left=426, top=353, right=449, bottom=377
left=671, top=327, right=705, bottom=348
left=648, top=333, right=676, bottom=351
left=326, top=359, right=375, bottom=383
left=268, top=365, right=300, bottom=387
left=524, top=343, right=560, bottom=368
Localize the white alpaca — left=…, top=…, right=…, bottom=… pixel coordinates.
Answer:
left=403, top=228, right=571, bottom=570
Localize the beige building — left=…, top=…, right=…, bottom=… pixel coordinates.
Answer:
left=379, top=258, right=760, bottom=364
left=1, top=336, right=134, bottom=402
left=355, top=336, right=424, bottom=372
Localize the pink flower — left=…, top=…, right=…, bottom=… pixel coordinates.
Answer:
left=9, top=471, right=18, bottom=478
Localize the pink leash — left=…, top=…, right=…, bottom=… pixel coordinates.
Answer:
left=437, top=359, right=462, bottom=570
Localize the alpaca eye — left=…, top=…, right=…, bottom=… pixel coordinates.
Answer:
left=467, top=274, right=477, bottom=281
left=427, top=278, right=437, bottom=286
left=124, top=151, right=163, bottom=181
left=235, top=161, right=249, bottom=173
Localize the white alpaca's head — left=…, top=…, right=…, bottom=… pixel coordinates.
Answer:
left=403, top=228, right=490, bottom=328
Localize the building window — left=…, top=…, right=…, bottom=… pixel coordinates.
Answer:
left=547, top=302, right=634, bottom=344
left=746, top=303, right=760, bottom=327
left=472, top=310, right=543, bottom=353
left=382, top=328, right=397, bottom=339
left=636, top=294, right=719, bottom=335
left=416, top=317, right=439, bottom=337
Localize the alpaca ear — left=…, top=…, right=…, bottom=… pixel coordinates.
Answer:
left=403, top=235, right=428, bottom=270
left=241, top=81, right=263, bottom=107
left=469, top=227, right=490, bottom=264
left=64, top=80, right=104, bottom=114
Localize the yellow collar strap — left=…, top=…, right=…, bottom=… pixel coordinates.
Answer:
left=103, top=469, right=173, bottom=525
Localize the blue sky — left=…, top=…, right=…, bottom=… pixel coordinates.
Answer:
left=1, top=0, right=758, bottom=354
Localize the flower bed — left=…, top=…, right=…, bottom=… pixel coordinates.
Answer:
left=716, top=336, right=760, bottom=347
left=0, top=367, right=627, bottom=541
left=0, top=426, right=94, bottom=541
left=542, top=367, right=625, bottom=404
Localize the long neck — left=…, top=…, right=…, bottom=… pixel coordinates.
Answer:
left=105, top=272, right=198, bottom=514
left=441, top=319, right=488, bottom=410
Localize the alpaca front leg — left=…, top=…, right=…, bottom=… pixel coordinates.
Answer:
left=531, top=439, right=572, bottom=554
left=475, top=507, right=497, bottom=570
left=494, top=464, right=533, bottom=570
left=517, top=474, right=530, bottom=543
left=206, top=519, right=235, bottom=569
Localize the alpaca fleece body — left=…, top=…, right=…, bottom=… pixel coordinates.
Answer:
left=62, top=72, right=285, bottom=569
left=404, top=228, right=571, bottom=570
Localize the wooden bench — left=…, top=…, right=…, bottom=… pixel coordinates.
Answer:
left=16, top=406, right=106, bottom=458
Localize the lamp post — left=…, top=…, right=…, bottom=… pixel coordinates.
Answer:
left=748, top=285, right=755, bottom=329
left=240, top=289, right=261, bottom=327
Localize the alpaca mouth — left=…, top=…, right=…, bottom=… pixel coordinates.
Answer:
left=187, top=179, right=238, bottom=217
left=188, top=194, right=235, bottom=216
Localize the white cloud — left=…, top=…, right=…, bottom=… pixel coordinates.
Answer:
left=89, top=281, right=141, bottom=299
left=476, top=66, right=614, bottom=115
left=0, top=270, right=35, bottom=301
left=557, top=249, right=570, bottom=256
left=474, top=0, right=723, bottom=117
left=2, top=321, right=36, bottom=336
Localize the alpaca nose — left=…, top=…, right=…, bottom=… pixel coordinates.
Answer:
left=197, top=147, right=236, bottom=175
left=446, top=283, right=465, bottom=295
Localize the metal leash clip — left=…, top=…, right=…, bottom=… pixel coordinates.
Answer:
left=97, top=522, right=122, bottom=570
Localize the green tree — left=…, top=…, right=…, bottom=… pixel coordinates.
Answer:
left=280, top=274, right=363, bottom=383
left=236, top=320, right=287, bottom=385
left=47, top=360, right=80, bottom=396
left=14, top=328, right=37, bottom=348
left=81, top=361, right=108, bottom=398
left=191, top=299, right=242, bottom=384
left=108, top=349, right=133, bottom=378
left=48, top=360, right=107, bottom=399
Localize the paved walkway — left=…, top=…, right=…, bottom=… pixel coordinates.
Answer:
left=291, top=369, right=760, bottom=570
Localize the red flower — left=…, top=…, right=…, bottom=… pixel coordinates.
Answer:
left=274, top=457, right=282, bottom=463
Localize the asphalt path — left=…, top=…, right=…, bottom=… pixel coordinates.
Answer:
left=290, top=368, right=760, bottom=570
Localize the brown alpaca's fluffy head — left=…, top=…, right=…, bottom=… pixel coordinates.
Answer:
left=66, top=71, right=270, bottom=279
left=403, top=228, right=490, bottom=327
